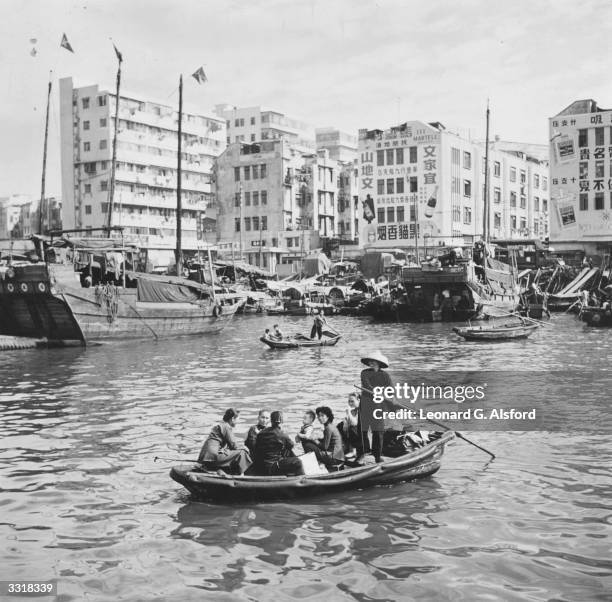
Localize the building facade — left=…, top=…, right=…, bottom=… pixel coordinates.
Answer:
left=315, top=128, right=358, bottom=163
left=549, top=99, right=612, bottom=253
left=215, top=140, right=347, bottom=272
left=357, top=121, right=549, bottom=251
left=60, top=77, right=225, bottom=266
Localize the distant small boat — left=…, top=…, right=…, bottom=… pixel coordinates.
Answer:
left=581, top=307, right=612, bottom=327
left=453, top=320, right=538, bottom=341
left=260, top=332, right=341, bottom=349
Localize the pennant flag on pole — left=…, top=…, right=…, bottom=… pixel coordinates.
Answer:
left=191, top=66, right=207, bottom=84
left=60, top=33, right=74, bottom=53
left=113, top=43, right=123, bottom=62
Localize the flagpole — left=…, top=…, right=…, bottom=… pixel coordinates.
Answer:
left=39, top=72, right=52, bottom=235
left=175, top=74, right=183, bottom=276
left=107, top=47, right=122, bottom=236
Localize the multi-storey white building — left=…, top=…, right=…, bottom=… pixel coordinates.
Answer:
left=214, top=105, right=316, bottom=153
left=357, top=121, right=549, bottom=251
left=549, top=99, right=612, bottom=254
left=0, top=195, right=33, bottom=239
left=59, top=77, right=226, bottom=266
left=315, top=128, right=358, bottom=163
left=215, top=140, right=345, bottom=272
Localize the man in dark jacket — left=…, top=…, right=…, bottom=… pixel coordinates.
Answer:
left=253, top=411, right=304, bottom=476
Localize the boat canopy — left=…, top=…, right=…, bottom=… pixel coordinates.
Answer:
left=128, top=272, right=211, bottom=303
left=50, top=236, right=139, bottom=252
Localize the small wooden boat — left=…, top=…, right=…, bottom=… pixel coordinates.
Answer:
left=581, top=307, right=612, bottom=327
left=260, top=332, right=341, bottom=349
left=453, top=320, right=538, bottom=341
left=170, top=432, right=454, bottom=502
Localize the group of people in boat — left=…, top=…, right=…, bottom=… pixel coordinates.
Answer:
left=197, top=350, right=394, bottom=476
left=261, top=310, right=333, bottom=342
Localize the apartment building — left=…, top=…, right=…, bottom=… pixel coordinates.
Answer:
left=357, top=120, right=549, bottom=250
left=215, top=140, right=344, bottom=272
left=549, top=99, right=612, bottom=254
left=59, top=77, right=225, bottom=266
left=315, top=128, right=358, bottom=163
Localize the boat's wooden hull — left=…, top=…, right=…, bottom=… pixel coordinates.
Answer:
left=453, top=323, right=538, bottom=340
left=581, top=307, right=612, bottom=327
left=260, top=334, right=341, bottom=349
left=170, top=432, right=453, bottom=502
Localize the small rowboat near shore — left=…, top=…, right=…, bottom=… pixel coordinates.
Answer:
left=453, top=320, right=538, bottom=341
left=260, top=333, right=341, bottom=349
left=170, top=432, right=454, bottom=502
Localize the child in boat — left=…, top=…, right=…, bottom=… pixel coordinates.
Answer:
left=337, top=393, right=369, bottom=459
left=295, top=410, right=316, bottom=449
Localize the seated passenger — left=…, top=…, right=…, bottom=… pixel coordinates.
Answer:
left=198, top=409, right=252, bottom=475
left=295, top=410, right=316, bottom=449
left=253, top=411, right=303, bottom=476
left=302, top=406, right=345, bottom=467
left=244, top=409, right=270, bottom=456
left=273, top=324, right=284, bottom=340
left=337, top=393, right=369, bottom=458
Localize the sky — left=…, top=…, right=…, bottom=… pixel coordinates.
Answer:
left=2, top=0, right=611, bottom=198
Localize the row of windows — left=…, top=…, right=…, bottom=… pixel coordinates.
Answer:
left=83, top=140, right=108, bottom=152
left=578, top=127, right=612, bottom=148
left=451, top=148, right=472, bottom=170
left=80, top=95, right=107, bottom=110
left=234, top=190, right=268, bottom=206
left=579, top=191, right=612, bottom=210
left=375, top=206, right=417, bottom=224
left=579, top=160, right=612, bottom=178
left=234, top=164, right=268, bottom=181
left=234, top=216, right=268, bottom=231
left=230, top=117, right=257, bottom=127
left=377, top=147, right=417, bottom=166
left=83, top=118, right=107, bottom=130
left=377, top=177, right=418, bottom=195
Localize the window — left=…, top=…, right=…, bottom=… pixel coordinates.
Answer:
left=250, top=117, right=256, bottom=125
left=244, top=166, right=250, bottom=180
left=494, top=213, right=501, bottom=229
left=245, top=217, right=251, bottom=231
left=534, top=221, right=539, bottom=235
left=100, top=180, right=108, bottom=191
left=235, top=218, right=241, bottom=232
left=534, top=174, right=540, bottom=188
left=377, top=179, right=385, bottom=194
left=240, top=118, right=245, bottom=127
left=595, top=192, right=604, bottom=210
left=83, top=121, right=90, bottom=130
left=234, top=167, right=240, bottom=181
left=494, top=188, right=501, bottom=203
left=520, top=217, right=527, bottom=231
left=99, top=139, right=107, bottom=150
left=409, top=176, right=418, bottom=192
left=386, top=149, right=394, bottom=165
left=262, top=216, right=267, bottom=230
left=520, top=170, right=526, bottom=184
left=100, top=118, right=107, bottom=127
left=261, top=190, right=267, bottom=205
left=510, top=191, right=517, bottom=207
left=596, top=160, right=604, bottom=178
left=234, top=193, right=240, bottom=207
left=82, top=97, right=90, bottom=109
left=251, top=134, right=256, bottom=142
left=595, top=127, right=604, bottom=146
left=84, top=184, right=91, bottom=194
left=579, top=193, right=588, bottom=210
left=84, top=162, right=96, bottom=173
left=244, top=191, right=251, bottom=206
left=97, top=95, right=107, bottom=107
left=493, top=161, right=501, bottom=177
left=260, top=164, right=267, bottom=178
left=101, top=202, right=108, bottom=213
left=85, top=205, right=92, bottom=215
left=252, top=216, right=259, bottom=230
left=578, top=129, right=588, bottom=147
left=451, top=147, right=460, bottom=165
left=542, top=199, right=548, bottom=212
left=463, top=207, right=472, bottom=224
left=542, top=177, right=547, bottom=191
left=409, top=147, right=417, bottom=163
left=377, top=150, right=385, bottom=165
left=463, top=179, right=472, bottom=197
left=234, top=119, right=240, bottom=127
left=387, top=207, right=395, bottom=223
left=253, top=191, right=259, bottom=206
left=510, top=215, right=517, bottom=230
left=377, top=208, right=385, bottom=223
left=100, top=161, right=107, bottom=170
left=580, top=161, right=588, bottom=179
left=534, top=197, right=540, bottom=212
left=463, top=151, right=471, bottom=170
left=84, top=142, right=90, bottom=151
left=396, top=148, right=404, bottom=164
left=396, top=178, right=404, bottom=193
left=252, top=165, right=259, bottom=179
left=510, top=167, right=516, bottom=182
left=386, top=179, right=394, bottom=194
left=520, top=195, right=526, bottom=209
left=397, top=206, right=405, bottom=222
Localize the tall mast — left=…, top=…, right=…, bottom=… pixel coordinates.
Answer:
left=238, top=181, right=243, bottom=262
left=483, top=100, right=491, bottom=244
left=175, top=74, right=183, bottom=275
left=106, top=49, right=122, bottom=235
left=39, top=73, right=52, bottom=234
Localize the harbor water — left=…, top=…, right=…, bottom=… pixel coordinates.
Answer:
left=1, top=314, right=611, bottom=600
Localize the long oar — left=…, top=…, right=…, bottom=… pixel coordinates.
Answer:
left=517, top=314, right=552, bottom=327
left=154, top=456, right=201, bottom=464
left=354, top=384, right=496, bottom=460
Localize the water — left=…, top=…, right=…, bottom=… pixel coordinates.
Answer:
left=1, top=314, right=611, bottom=601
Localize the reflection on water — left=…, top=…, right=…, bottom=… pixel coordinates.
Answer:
left=0, top=314, right=611, bottom=600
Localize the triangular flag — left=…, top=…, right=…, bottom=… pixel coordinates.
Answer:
left=192, top=66, right=207, bottom=84
left=113, top=43, right=123, bottom=62
left=60, top=33, right=74, bottom=53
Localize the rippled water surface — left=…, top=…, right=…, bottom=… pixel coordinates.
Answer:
left=1, top=313, right=611, bottom=601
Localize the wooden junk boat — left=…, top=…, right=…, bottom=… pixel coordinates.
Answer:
left=453, top=318, right=538, bottom=341
left=260, top=332, right=341, bottom=349
left=170, top=431, right=454, bottom=502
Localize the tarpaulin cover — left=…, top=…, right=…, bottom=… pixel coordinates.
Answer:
left=302, top=253, right=332, bottom=277
left=137, top=277, right=201, bottom=303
